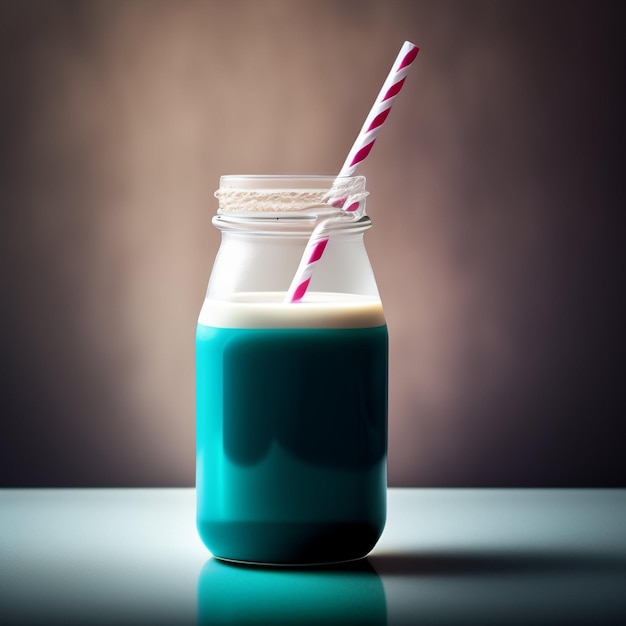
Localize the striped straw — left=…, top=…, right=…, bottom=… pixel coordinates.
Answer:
left=285, top=196, right=362, bottom=302
left=285, top=41, right=419, bottom=303
left=338, top=40, right=419, bottom=179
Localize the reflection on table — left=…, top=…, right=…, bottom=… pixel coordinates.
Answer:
left=198, top=557, right=386, bottom=625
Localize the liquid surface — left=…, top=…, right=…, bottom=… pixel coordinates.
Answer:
left=198, top=292, right=385, bottom=329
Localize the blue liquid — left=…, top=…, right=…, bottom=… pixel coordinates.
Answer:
left=196, top=323, right=388, bottom=564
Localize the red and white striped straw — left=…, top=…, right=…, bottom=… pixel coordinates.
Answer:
left=285, top=41, right=419, bottom=303
left=338, top=40, right=419, bottom=179
left=285, top=196, right=362, bottom=302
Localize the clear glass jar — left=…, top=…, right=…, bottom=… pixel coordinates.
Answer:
left=196, top=175, right=388, bottom=565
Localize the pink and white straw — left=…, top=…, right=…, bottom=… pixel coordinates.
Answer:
left=285, top=197, right=362, bottom=302
left=285, top=41, right=419, bottom=303
left=337, top=40, right=419, bottom=179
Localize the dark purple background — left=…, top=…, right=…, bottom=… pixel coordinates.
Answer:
left=1, top=0, right=624, bottom=487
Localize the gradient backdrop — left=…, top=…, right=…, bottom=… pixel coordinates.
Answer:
left=1, top=0, right=624, bottom=487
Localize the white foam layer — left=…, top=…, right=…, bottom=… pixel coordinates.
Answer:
left=198, top=292, right=385, bottom=329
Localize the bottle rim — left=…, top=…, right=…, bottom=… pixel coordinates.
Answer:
left=215, top=174, right=368, bottom=217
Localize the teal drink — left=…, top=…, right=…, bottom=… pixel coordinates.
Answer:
left=196, top=293, right=388, bottom=564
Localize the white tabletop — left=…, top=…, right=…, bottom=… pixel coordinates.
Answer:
left=1, top=488, right=625, bottom=625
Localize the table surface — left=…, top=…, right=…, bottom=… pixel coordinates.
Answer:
left=1, top=488, right=625, bottom=625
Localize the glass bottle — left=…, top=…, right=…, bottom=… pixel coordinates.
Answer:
left=196, top=175, right=388, bottom=565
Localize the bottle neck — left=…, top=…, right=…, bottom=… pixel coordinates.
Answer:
left=205, top=175, right=378, bottom=302
left=206, top=214, right=378, bottom=301
left=212, top=213, right=373, bottom=238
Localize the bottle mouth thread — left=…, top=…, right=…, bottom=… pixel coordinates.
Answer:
left=214, top=175, right=368, bottom=217
left=212, top=213, right=373, bottom=237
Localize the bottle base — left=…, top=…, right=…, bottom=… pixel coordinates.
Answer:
left=199, top=520, right=383, bottom=566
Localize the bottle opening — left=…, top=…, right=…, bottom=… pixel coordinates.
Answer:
left=215, top=175, right=368, bottom=217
